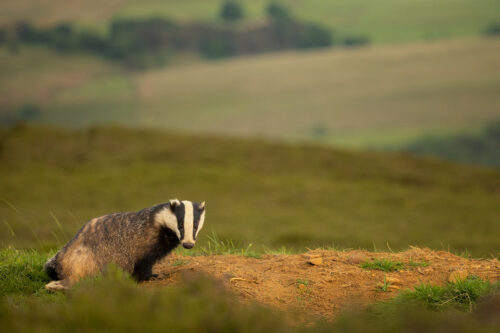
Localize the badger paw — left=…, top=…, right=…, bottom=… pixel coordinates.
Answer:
left=45, top=280, right=69, bottom=292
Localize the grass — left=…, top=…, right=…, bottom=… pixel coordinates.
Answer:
left=408, top=260, right=429, bottom=268
left=2, top=38, right=500, bottom=149
left=392, top=276, right=499, bottom=312
left=296, top=279, right=311, bottom=303
left=0, top=126, right=499, bottom=257
left=361, top=259, right=430, bottom=271
left=0, top=247, right=52, bottom=296
left=376, top=275, right=390, bottom=292
left=297, top=279, right=310, bottom=287
left=0, top=248, right=499, bottom=332
left=1, top=0, right=500, bottom=44
left=178, top=231, right=261, bottom=258
left=360, top=259, right=405, bottom=272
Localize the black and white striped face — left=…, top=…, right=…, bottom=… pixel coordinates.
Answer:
left=159, top=199, right=206, bottom=249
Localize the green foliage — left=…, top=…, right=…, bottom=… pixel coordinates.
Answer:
left=0, top=248, right=51, bottom=296
left=408, top=260, right=429, bottom=268
left=295, top=22, right=332, bottom=49
left=483, top=22, right=500, bottom=36
left=405, top=120, right=500, bottom=167
left=360, top=259, right=405, bottom=272
left=377, top=274, right=390, bottom=292
left=267, top=2, right=292, bottom=22
left=220, top=1, right=245, bottom=22
left=394, top=276, right=498, bottom=311
left=361, top=259, right=431, bottom=272
left=199, top=35, right=235, bottom=59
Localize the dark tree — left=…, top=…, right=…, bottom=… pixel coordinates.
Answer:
left=483, top=22, right=500, bottom=36
left=267, top=2, right=292, bottom=22
left=220, top=1, right=245, bottom=22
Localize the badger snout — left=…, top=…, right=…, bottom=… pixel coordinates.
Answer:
left=182, top=242, right=195, bottom=249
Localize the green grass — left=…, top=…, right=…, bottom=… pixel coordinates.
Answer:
left=296, top=279, right=310, bottom=287
left=377, top=275, right=390, bottom=292
left=1, top=0, right=499, bottom=44
left=393, top=276, right=499, bottom=312
left=0, top=126, right=499, bottom=257
left=176, top=231, right=261, bottom=258
left=408, top=260, right=430, bottom=268
left=360, top=259, right=405, bottom=272
left=0, top=248, right=52, bottom=296
left=361, top=259, right=430, bottom=271
left=1, top=249, right=499, bottom=332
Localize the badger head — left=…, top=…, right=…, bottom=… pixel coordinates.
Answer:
left=157, top=199, right=206, bottom=249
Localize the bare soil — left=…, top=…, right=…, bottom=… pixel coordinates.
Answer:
left=145, top=248, right=500, bottom=319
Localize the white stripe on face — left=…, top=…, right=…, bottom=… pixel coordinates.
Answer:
left=195, top=210, right=205, bottom=238
left=156, top=208, right=180, bottom=239
left=182, top=200, right=194, bottom=244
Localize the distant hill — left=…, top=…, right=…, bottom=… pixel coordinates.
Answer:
left=0, top=0, right=499, bottom=44
left=2, top=38, right=500, bottom=149
left=1, top=126, right=499, bottom=257
left=404, top=121, right=500, bottom=167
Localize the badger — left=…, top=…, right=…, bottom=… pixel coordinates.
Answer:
left=44, top=199, right=205, bottom=291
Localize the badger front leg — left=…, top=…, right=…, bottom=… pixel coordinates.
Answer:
left=132, top=257, right=156, bottom=281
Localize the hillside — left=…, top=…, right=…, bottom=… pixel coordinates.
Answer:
left=1, top=0, right=499, bottom=43
left=2, top=38, right=500, bottom=148
left=1, top=127, right=499, bottom=256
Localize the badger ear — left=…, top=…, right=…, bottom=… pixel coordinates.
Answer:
left=199, top=201, right=205, bottom=210
left=169, top=199, right=180, bottom=210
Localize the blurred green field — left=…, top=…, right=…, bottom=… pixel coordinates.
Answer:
left=2, top=38, right=500, bottom=148
left=1, top=127, right=499, bottom=257
left=1, top=0, right=499, bottom=43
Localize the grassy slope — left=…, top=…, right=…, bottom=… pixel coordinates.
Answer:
left=0, top=127, right=499, bottom=257
left=1, top=0, right=499, bottom=43
left=2, top=38, right=500, bottom=148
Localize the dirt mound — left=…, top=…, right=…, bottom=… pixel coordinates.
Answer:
left=145, top=248, right=500, bottom=318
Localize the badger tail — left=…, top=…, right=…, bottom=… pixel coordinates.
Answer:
left=44, top=255, right=60, bottom=280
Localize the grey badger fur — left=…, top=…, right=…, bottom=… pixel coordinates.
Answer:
left=44, top=199, right=206, bottom=291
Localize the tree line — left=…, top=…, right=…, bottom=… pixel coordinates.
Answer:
left=0, top=2, right=369, bottom=68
